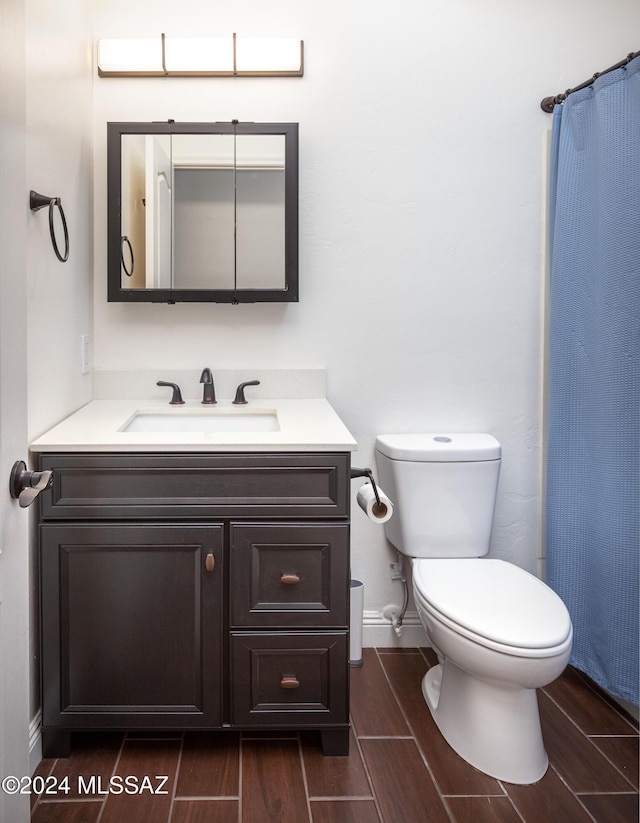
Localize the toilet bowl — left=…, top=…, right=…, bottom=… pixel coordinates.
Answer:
left=412, top=558, right=572, bottom=784
left=374, top=432, right=573, bottom=784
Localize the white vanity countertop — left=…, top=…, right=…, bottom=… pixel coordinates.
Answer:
left=29, top=398, right=357, bottom=453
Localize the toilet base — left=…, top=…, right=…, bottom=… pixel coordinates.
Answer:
left=422, top=661, right=548, bottom=785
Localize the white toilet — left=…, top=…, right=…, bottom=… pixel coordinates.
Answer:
left=375, top=432, right=572, bottom=785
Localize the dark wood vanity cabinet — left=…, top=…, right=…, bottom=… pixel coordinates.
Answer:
left=37, top=453, right=351, bottom=757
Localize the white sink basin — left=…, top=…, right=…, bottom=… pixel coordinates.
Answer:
left=120, top=408, right=280, bottom=433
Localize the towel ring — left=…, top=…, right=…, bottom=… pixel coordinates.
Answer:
left=120, top=235, right=134, bottom=277
left=30, top=190, right=69, bottom=263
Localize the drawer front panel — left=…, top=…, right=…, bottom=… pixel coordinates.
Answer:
left=230, top=524, right=349, bottom=628
left=230, top=632, right=348, bottom=727
left=38, top=453, right=349, bottom=520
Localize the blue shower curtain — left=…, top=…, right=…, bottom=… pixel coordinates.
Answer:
left=546, top=55, right=640, bottom=705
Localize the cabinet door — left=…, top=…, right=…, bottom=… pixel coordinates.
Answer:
left=40, top=524, right=223, bottom=730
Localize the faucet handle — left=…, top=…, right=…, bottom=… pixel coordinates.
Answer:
left=233, top=380, right=260, bottom=405
left=157, top=381, right=185, bottom=405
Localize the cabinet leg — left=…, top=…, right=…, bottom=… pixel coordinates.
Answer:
left=41, top=729, right=71, bottom=758
left=320, top=728, right=349, bottom=756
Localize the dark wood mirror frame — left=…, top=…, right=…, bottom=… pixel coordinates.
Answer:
left=107, top=121, right=299, bottom=304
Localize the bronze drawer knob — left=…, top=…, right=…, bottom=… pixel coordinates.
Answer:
left=280, top=573, right=300, bottom=585
left=205, top=553, right=215, bottom=572
left=280, top=675, right=300, bottom=689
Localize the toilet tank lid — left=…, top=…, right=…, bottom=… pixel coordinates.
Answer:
left=375, top=433, right=501, bottom=462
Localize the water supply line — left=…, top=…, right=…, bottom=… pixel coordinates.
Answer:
left=391, top=553, right=409, bottom=636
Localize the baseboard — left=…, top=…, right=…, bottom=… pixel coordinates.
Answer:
left=362, top=609, right=429, bottom=648
left=29, top=711, right=42, bottom=776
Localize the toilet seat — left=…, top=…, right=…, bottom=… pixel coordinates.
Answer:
left=412, top=558, right=572, bottom=658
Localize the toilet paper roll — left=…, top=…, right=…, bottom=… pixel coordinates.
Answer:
left=356, top=483, right=393, bottom=524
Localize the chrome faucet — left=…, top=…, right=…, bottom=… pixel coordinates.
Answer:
left=200, top=368, right=217, bottom=404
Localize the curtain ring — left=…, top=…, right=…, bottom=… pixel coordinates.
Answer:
left=120, top=235, right=134, bottom=276
left=48, top=198, right=69, bottom=262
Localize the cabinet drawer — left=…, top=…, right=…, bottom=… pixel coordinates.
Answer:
left=230, top=524, right=348, bottom=628
left=38, top=453, right=349, bottom=520
left=230, top=632, right=348, bottom=727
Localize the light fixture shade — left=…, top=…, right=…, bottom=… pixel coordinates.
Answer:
left=235, top=37, right=303, bottom=74
left=164, top=37, right=234, bottom=73
left=97, top=34, right=304, bottom=77
left=97, top=38, right=164, bottom=75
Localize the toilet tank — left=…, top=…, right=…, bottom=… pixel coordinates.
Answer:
left=375, top=433, right=501, bottom=558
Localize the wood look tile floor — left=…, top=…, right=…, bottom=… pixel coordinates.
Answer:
left=31, top=649, right=639, bottom=823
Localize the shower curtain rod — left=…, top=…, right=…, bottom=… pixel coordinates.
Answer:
left=540, top=49, right=639, bottom=112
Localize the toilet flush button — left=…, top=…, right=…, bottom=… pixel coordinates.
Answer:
left=433, top=436, right=452, bottom=443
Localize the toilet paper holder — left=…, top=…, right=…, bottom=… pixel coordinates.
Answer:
left=350, top=466, right=381, bottom=506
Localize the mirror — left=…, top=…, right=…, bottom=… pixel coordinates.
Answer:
left=107, top=121, right=298, bottom=303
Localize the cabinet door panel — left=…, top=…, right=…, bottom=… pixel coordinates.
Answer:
left=41, top=524, right=223, bottom=729
left=230, top=524, right=349, bottom=628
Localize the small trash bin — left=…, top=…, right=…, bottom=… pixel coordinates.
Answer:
left=349, top=579, right=364, bottom=666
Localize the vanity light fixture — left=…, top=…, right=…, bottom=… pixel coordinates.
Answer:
left=97, top=33, right=304, bottom=77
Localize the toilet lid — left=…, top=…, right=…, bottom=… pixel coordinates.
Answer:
left=412, top=559, right=572, bottom=649
left=375, top=432, right=501, bottom=462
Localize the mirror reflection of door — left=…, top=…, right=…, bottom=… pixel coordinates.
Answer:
left=145, top=135, right=172, bottom=289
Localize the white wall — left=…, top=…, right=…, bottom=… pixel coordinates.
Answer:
left=92, top=0, right=640, bottom=620
left=25, top=0, right=94, bottom=740
left=27, top=0, right=94, bottom=440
